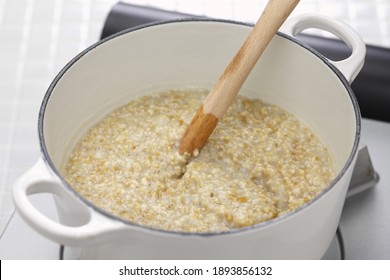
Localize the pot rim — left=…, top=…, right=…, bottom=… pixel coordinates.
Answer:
left=38, top=18, right=361, bottom=237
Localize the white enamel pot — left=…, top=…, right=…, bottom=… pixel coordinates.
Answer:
left=13, top=14, right=365, bottom=259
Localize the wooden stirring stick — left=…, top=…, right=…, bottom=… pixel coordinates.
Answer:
left=179, top=0, right=300, bottom=156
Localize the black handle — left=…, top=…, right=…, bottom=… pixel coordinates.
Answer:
left=101, top=2, right=195, bottom=39
left=101, top=2, right=390, bottom=122
left=295, top=34, right=390, bottom=123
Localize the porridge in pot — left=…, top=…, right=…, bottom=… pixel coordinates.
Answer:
left=64, top=89, right=335, bottom=233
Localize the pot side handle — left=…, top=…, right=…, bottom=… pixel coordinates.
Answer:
left=281, top=13, right=366, bottom=83
left=12, top=158, right=125, bottom=247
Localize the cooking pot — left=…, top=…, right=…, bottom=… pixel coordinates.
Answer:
left=13, top=14, right=365, bottom=259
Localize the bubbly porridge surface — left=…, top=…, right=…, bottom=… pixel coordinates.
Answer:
left=64, top=89, right=335, bottom=233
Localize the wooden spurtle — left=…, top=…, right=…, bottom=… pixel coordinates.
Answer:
left=179, top=0, right=300, bottom=156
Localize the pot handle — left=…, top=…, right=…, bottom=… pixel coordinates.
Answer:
left=12, top=158, right=125, bottom=247
left=281, top=13, right=366, bottom=83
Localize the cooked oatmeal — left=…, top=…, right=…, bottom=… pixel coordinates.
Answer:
left=64, top=89, right=335, bottom=232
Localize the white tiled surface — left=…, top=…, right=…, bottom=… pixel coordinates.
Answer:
left=0, top=0, right=389, bottom=235
left=0, top=0, right=119, bottom=234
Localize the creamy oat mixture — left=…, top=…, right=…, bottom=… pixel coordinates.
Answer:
left=64, top=89, right=335, bottom=233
